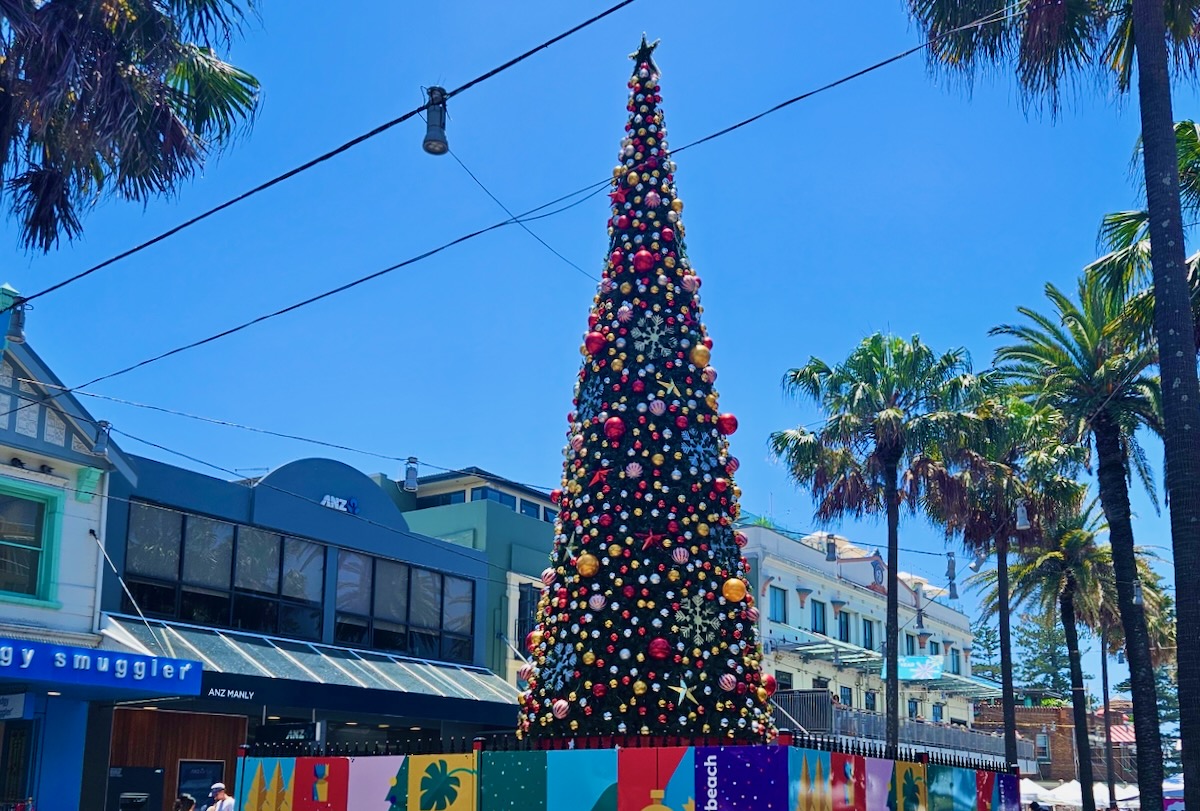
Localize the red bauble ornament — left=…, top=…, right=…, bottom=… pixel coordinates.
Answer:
left=661, top=227, right=675, bottom=242
left=616, top=215, right=630, bottom=229
left=714, top=478, right=729, bottom=493
left=648, top=637, right=670, bottom=660
left=716, top=413, right=739, bottom=435
left=550, top=489, right=562, bottom=503
left=593, top=683, right=607, bottom=698
left=633, top=249, right=655, bottom=271
left=585, top=332, right=606, bottom=355
left=604, top=416, right=625, bottom=439
left=763, top=673, right=778, bottom=697
left=610, top=249, right=624, bottom=265
left=675, top=415, right=688, bottom=429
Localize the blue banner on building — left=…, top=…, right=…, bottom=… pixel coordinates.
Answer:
left=881, top=655, right=945, bottom=681
left=0, top=637, right=202, bottom=695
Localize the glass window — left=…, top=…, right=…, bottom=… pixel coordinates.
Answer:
left=543, top=507, right=558, bottom=524
left=409, top=628, right=440, bottom=659
left=516, top=582, right=539, bottom=653
left=414, top=491, right=465, bottom=509
left=335, top=613, right=370, bottom=646
left=905, top=633, right=916, bottom=656
left=951, top=649, right=962, bottom=675
left=282, top=537, right=324, bottom=602
left=1035, top=733, right=1050, bottom=761
left=837, top=611, right=851, bottom=642
left=180, top=587, right=230, bottom=626
left=409, top=568, right=443, bottom=629
left=279, top=603, right=321, bottom=640
left=232, top=593, right=277, bottom=633
left=929, top=640, right=940, bottom=656
left=124, top=580, right=175, bottom=618
left=442, top=636, right=472, bottom=663
left=0, top=494, right=43, bottom=596
left=768, top=586, right=787, bottom=623
left=811, top=600, right=827, bottom=635
left=932, top=703, right=944, bottom=723
left=442, top=576, right=473, bottom=635
left=840, top=686, right=853, bottom=707
left=812, top=677, right=829, bottom=689
left=865, top=691, right=877, bottom=712
left=235, top=528, right=280, bottom=593
left=374, top=559, right=409, bottom=623
left=127, top=503, right=182, bottom=581
left=470, top=487, right=516, bottom=510
left=520, top=500, right=541, bottom=518
left=775, top=671, right=793, bottom=692
left=336, top=550, right=372, bottom=615
left=372, top=619, right=408, bottom=654
left=908, top=699, right=920, bottom=719
left=182, top=515, right=234, bottom=587
left=862, top=618, right=874, bottom=651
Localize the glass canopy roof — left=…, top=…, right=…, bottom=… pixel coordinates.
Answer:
left=104, top=615, right=516, bottom=704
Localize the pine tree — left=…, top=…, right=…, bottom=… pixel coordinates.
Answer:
left=970, top=620, right=1002, bottom=682
left=1013, top=610, right=1076, bottom=696
left=517, top=37, right=775, bottom=742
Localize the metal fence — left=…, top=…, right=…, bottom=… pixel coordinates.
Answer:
left=768, top=692, right=1035, bottom=764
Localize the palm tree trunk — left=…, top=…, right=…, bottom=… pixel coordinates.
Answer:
left=1061, top=583, right=1098, bottom=811
left=885, top=459, right=901, bottom=756
left=995, top=533, right=1019, bottom=773
left=1130, top=4, right=1200, bottom=808
left=1101, top=629, right=1118, bottom=811
left=1092, top=416, right=1163, bottom=809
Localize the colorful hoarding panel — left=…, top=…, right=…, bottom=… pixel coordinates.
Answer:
left=547, top=749, right=615, bottom=811
left=789, top=747, right=832, bottom=811
left=695, top=746, right=788, bottom=811
left=894, top=761, right=929, bottom=811
left=480, top=751, right=546, bottom=811
left=239, top=757, right=296, bottom=811
left=927, top=765, right=975, bottom=811
left=348, top=755, right=406, bottom=811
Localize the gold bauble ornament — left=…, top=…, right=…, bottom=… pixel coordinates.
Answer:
left=697, top=523, right=710, bottom=537
left=577, top=553, right=600, bottom=577
left=722, top=577, right=747, bottom=602
left=672, top=199, right=684, bottom=213
left=633, top=680, right=648, bottom=695
left=582, top=651, right=596, bottom=665
left=608, top=543, right=623, bottom=557
left=652, top=453, right=665, bottom=466
left=690, top=345, right=711, bottom=366
left=612, top=359, right=624, bottom=372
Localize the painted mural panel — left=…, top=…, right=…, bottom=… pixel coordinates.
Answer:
left=402, top=754, right=478, bottom=811
left=547, top=750, right=616, bottom=811
left=617, top=747, right=660, bottom=811
left=830, top=753, right=866, bottom=811
left=293, top=757, right=349, bottom=811
left=657, top=747, right=695, bottom=811
left=927, top=766, right=975, bottom=811
left=479, top=751, right=547, bottom=811
left=991, top=773, right=1018, bottom=811
left=239, top=757, right=296, bottom=811
left=975, top=770, right=995, bottom=811
left=694, top=746, right=788, bottom=811
left=864, top=757, right=895, bottom=811
left=788, top=747, right=832, bottom=811
left=893, top=761, right=928, bottom=811
left=348, top=755, right=407, bottom=811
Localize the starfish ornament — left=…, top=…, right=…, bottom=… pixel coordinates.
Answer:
left=669, top=676, right=698, bottom=706
left=638, top=529, right=665, bottom=551
left=590, top=467, right=612, bottom=486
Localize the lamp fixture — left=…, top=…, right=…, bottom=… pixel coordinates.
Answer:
left=267, top=715, right=281, bottom=721
left=1132, top=579, right=1144, bottom=606
left=344, top=721, right=358, bottom=726
left=423, top=86, right=449, bottom=155
left=38, top=464, right=52, bottom=475
left=378, top=724, right=390, bottom=729
left=825, top=539, right=837, bottom=562
left=5, top=296, right=26, bottom=344
left=9, top=457, right=23, bottom=469
left=948, top=581, right=959, bottom=600
left=915, top=608, right=925, bottom=630
left=409, top=725, right=422, bottom=731
left=92, top=421, right=111, bottom=457
left=967, top=553, right=988, bottom=573
left=46, top=691, right=60, bottom=696
left=403, top=456, right=419, bottom=492
left=1015, top=499, right=1031, bottom=531
left=1117, top=650, right=1125, bottom=664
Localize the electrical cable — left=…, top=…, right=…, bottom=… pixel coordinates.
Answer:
left=4, top=0, right=637, bottom=315
left=9, top=0, right=1019, bottom=317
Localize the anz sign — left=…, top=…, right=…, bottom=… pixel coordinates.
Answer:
left=320, top=494, right=359, bottom=515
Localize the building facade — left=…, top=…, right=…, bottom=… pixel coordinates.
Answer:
left=91, top=455, right=515, bottom=809
left=390, top=467, right=555, bottom=686
left=0, top=293, right=204, bottom=811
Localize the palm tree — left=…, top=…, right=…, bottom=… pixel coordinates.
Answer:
left=991, top=274, right=1164, bottom=804
left=769, top=333, right=979, bottom=754
left=904, top=7, right=1200, bottom=805
left=981, top=504, right=1111, bottom=811
left=920, top=396, right=1084, bottom=772
left=0, top=0, right=260, bottom=250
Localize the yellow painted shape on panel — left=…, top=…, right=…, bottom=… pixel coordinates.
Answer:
left=406, top=753, right=478, bottom=811
left=246, top=762, right=267, bottom=811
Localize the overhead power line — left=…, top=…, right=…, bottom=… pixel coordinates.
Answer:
left=5, top=0, right=639, bottom=315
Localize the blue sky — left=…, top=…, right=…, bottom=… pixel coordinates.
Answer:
left=5, top=1, right=1188, bottom=694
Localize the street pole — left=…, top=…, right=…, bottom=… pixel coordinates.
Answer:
left=1101, top=629, right=1117, bottom=811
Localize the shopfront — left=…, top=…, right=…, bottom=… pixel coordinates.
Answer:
left=93, top=454, right=516, bottom=810
left=0, top=635, right=201, bottom=810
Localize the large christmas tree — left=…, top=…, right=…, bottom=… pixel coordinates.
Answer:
left=517, top=37, right=776, bottom=743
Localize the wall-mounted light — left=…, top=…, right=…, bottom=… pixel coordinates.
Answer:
left=1015, top=499, right=1031, bottom=531
left=404, top=456, right=419, bottom=492
left=423, top=86, right=449, bottom=155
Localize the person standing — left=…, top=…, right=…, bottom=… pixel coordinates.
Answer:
left=208, top=783, right=235, bottom=811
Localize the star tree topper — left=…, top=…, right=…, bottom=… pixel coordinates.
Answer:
left=629, top=34, right=660, bottom=72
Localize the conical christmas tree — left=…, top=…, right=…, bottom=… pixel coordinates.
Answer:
left=517, top=37, right=776, bottom=743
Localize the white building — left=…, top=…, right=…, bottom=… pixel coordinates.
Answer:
left=740, top=518, right=1018, bottom=764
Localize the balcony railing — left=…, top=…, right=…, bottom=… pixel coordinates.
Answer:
left=770, top=690, right=1035, bottom=762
